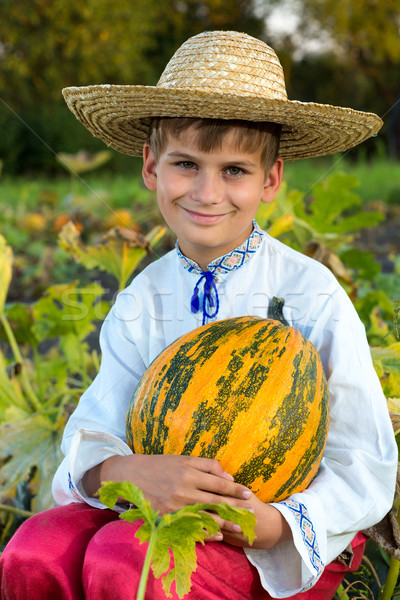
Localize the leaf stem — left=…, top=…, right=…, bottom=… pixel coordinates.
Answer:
left=380, top=505, right=400, bottom=600
left=0, top=312, right=42, bottom=413
left=0, top=502, right=34, bottom=518
left=137, top=527, right=158, bottom=600
left=0, top=312, right=22, bottom=363
left=335, top=582, right=350, bottom=600
left=380, top=556, right=400, bottom=600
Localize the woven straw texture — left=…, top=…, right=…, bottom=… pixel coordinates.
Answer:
left=62, top=30, right=382, bottom=161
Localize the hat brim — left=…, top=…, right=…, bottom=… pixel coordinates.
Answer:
left=62, top=85, right=383, bottom=161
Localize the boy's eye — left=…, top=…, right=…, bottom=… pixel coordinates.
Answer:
left=178, top=161, right=196, bottom=169
left=225, top=166, right=243, bottom=176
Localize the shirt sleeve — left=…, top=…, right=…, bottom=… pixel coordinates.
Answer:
left=244, top=285, right=398, bottom=597
left=52, top=294, right=146, bottom=506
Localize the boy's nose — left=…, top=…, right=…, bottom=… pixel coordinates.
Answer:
left=191, top=172, right=222, bottom=205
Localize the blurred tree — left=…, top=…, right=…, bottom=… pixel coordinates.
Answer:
left=0, top=0, right=263, bottom=108
left=0, top=0, right=266, bottom=172
left=0, top=0, right=158, bottom=107
left=297, top=0, right=400, bottom=107
left=139, top=0, right=264, bottom=79
left=263, top=0, right=400, bottom=156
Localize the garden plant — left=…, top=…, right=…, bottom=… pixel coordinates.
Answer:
left=0, top=160, right=399, bottom=598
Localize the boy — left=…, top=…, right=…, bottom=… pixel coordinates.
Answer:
left=0, top=30, right=397, bottom=600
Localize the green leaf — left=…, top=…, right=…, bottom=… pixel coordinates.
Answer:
left=0, top=352, right=26, bottom=417
left=374, top=273, right=400, bottom=301
left=256, top=183, right=315, bottom=251
left=156, top=517, right=202, bottom=597
left=0, top=303, right=38, bottom=347
left=368, top=307, right=391, bottom=343
left=98, top=482, right=257, bottom=599
left=59, top=334, right=89, bottom=372
left=157, top=504, right=256, bottom=598
left=295, top=173, right=360, bottom=228
left=56, top=150, right=112, bottom=175
left=355, top=291, right=395, bottom=341
left=393, top=300, right=400, bottom=342
left=387, top=397, right=400, bottom=437
left=339, top=248, right=381, bottom=281
left=294, top=173, right=384, bottom=235
left=371, top=342, right=400, bottom=398
left=32, top=282, right=106, bottom=343
left=0, top=414, right=64, bottom=512
left=58, top=222, right=166, bottom=290
left=186, top=503, right=257, bottom=545
left=130, top=518, right=154, bottom=544
left=0, top=236, right=13, bottom=313
left=99, top=481, right=158, bottom=529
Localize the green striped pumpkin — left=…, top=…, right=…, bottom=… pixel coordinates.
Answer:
left=126, top=313, right=329, bottom=503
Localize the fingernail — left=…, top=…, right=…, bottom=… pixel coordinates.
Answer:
left=242, top=489, right=252, bottom=499
left=223, top=471, right=234, bottom=480
left=215, top=532, right=223, bottom=540
left=232, top=524, right=242, bottom=533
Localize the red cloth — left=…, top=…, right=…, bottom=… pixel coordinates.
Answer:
left=0, top=503, right=366, bottom=600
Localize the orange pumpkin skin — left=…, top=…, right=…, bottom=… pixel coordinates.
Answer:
left=126, top=316, right=329, bottom=503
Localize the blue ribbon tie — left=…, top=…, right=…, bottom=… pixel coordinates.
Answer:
left=190, top=271, right=220, bottom=325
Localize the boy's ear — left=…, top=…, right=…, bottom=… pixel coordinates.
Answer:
left=261, top=157, right=283, bottom=204
left=142, top=143, right=158, bottom=191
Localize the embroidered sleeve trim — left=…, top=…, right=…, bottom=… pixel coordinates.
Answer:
left=68, top=471, right=82, bottom=501
left=281, top=499, right=324, bottom=577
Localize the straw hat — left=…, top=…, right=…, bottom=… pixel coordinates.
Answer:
left=62, top=30, right=382, bottom=161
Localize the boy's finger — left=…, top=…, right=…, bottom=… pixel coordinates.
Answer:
left=179, top=455, right=252, bottom=498
left=204, top=513, right=246, bottom=541
left=203, top=513, right=224, bottom=541
left=184, top=455, right=233, bottom=479
left=203, top=514, right=242, bottom=542
left=202, top=471, right=252, bottom=500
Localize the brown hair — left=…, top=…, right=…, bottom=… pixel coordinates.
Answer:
left=148, top=117, right=282, bottom=173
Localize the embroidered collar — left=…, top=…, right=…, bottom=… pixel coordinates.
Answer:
left=176, top=220, right=265, bottom=276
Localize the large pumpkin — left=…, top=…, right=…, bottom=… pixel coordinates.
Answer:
left=126, top=311, right=329, bottom=503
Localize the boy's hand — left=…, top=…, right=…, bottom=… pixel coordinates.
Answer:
left=90, top=453, right=252, bottom=515
left=209, top=492, right=292, bottom=549
left=84, top=453, right=292, bottom=550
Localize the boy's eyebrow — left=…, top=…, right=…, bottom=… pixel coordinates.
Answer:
left=167, top=151, right=197, bottom=160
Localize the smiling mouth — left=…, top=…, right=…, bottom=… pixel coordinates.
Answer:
left=182, top=207, right=229, bottom=222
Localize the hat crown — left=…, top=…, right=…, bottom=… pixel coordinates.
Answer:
left=157, top=30, right=288, bottom=101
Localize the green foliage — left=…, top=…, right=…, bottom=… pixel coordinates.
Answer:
left=32, top=282, right=107, bottom=343
left=257, top=173, right=400, bottom=408
left=293, top=174, right=383, bottom=236
left=356, top=257, right=400, bottom=347
left=0, top=216, right=164, bottom=522
left=257, top=172, right=400, bottom=351
left=58, top=221, right=166, bottom=290
left=99, top=480, right=256, bottom=599
left=372, top=344, right=400, bottom=399
left=0, top=169, right=165, bottom=300
left=56, top=150, right=112, bottom=175
left=0, top=236, right=106, bottom=516
left=0, top=415, right=63, bottom=513
left=339, top=249, right=381, bottom=283
left=0, top=237, right=12, bottom=312
left=0, top=164, right=399, bottom=597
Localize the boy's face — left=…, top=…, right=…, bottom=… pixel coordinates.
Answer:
left=142, top=126, right=283, bottom=270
